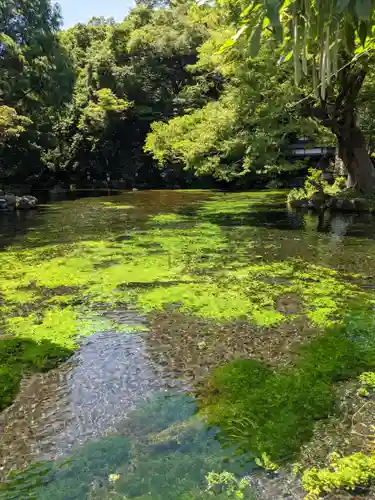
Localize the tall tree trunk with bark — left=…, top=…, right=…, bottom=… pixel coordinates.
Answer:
left=337, top=125, right=375, bottom=192
left=304, top=58, right=375, bottom=194
left=333, top=63, right=375, bottom=193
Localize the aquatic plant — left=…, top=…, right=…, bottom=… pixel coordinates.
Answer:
left=0, top=393, right=254, bottom=500
left=0, top=336, right=72, bottom=411
left=1, top=191, right=374, bottom=410
left=302, top=451, right=375, bottom=499
left=357, top=371, right=375, bottom=397
left=199, top=311, right=375, bottom=462
left=205, top=471, right=252, bottom=499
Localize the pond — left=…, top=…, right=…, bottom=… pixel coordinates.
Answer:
left=1, top=190, right=375, bottom=499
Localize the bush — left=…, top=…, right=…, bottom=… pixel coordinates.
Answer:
left=287, top=170, right=346, bottom=203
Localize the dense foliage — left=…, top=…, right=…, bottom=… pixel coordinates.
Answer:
left=2, top=0, right=375, bottom=190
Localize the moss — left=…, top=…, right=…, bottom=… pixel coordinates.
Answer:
left=0, top=337, right=72, bottom=411
left=302, top=451, right=375, bottom=499
left=148, top=213, right=188, bottom=223
left=2, top=221, right=362, bottom=333
left=199, top=311, right=375, bottom=463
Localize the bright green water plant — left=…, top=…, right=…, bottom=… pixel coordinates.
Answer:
left=1, top=191, right=374, bottom=410
left=199, top=311, right=375, bottom=463
left=302, top=451, right=375, bottom=499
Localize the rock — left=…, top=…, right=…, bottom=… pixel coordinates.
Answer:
left=337, top=198, right=354, bottom=211
left=324, top=197, right=336, bottom=210
left=289, top=198, right=309, bottom=209
left=308, top=197, right=325, bottom=210
left=50, top=184, right=66, bottom=195
left=0, top=198, right=8, bottom=210
left=325, top=196, right=371, bottom=213
left=16, top=195, right=38, bottom=210
left=352, top=198, right=371, bottom=212
left=4, top=194, right=17, bottom=206
left=310, top=192, right=329, bottom=210
left=248, top=470, right=305, bottom=500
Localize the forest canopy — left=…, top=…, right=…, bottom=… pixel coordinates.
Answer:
left=1, top=0, right=375, bottom=191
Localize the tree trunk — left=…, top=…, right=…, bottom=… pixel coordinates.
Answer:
left=337, top=125, right=375, bottom=194
left=303, top=58, right=375, bottom=194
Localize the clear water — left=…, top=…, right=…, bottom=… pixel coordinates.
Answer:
left=1, top=190, right=375, bottom=499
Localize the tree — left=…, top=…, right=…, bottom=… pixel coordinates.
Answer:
left=48, top=1, right=209, bottom=187
left=0, top=106, right=31, bottom=145
left=145, top=1, right=333, bottom=182
left=0, top=0, right=74, bottom=182
left=222, top=0, right=375, bottom=192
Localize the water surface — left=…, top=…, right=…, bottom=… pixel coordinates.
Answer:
left=1, top=190, right=375, bottom=499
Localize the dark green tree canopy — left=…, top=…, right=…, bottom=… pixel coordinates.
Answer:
left=2, top=0, right=375, bottom=191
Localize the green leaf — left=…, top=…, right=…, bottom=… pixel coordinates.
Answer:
left=217, top=38, right=237, bottom=55
left=282, top=50, right=294, bottom=62
left=265, top=0, right=281, bottom=26
left=250, top=21, right=263, bottom=57
left=358, top=21, right=368, bottom=45
left=335, top=0, right=351, bottom=12
left=344, top=21, right=355, bottom=53
left=355, top=0, right=373, bottom=20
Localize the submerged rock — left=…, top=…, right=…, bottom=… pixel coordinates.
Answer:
left=0, top=198, right=8, bottom=210
left=248, top=470, right=305, bottom=500
left=16, top=195, right=38, bottom=210
left=290, top=194, right=372, bottom=213
left=4, top=193, right=17, bottom=207
left=0, top=192, right=38, bottom=211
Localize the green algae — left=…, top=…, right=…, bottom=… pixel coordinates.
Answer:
left=1, top=190, right=375, bottom=411
left=198, top=311, right=375, bottom=464
left=0, top=336, right=72, bottom=411
left=1, top=218, right=365, bottom=331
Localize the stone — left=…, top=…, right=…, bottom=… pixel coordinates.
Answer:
left=325, top=196, right=371, bottom=213
left=352, top=198, right=371, bottom=212
left=0, top=198, right=8, bottom=210
left=289, top=198, right=309, bottom=209
left=324, top=197, right=336, bottom=210
left=24, top=195, right=38, bottom=206
left=308, top=195, right=326, bottom=211
left=16, top=195, right=38, bottom=210
left=338, top=198, right=352, bottom=211
left=4, top=194, right=17, bottom=206
left=276, top=294, right=302, bottom=315
left=50, top=184, right=65, bottom=195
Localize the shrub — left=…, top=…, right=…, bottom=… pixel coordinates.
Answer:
left=288, top=170, right=346, bottom=203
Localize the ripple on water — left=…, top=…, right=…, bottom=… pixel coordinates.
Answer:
left=0, top=330, right=171, bottom=478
